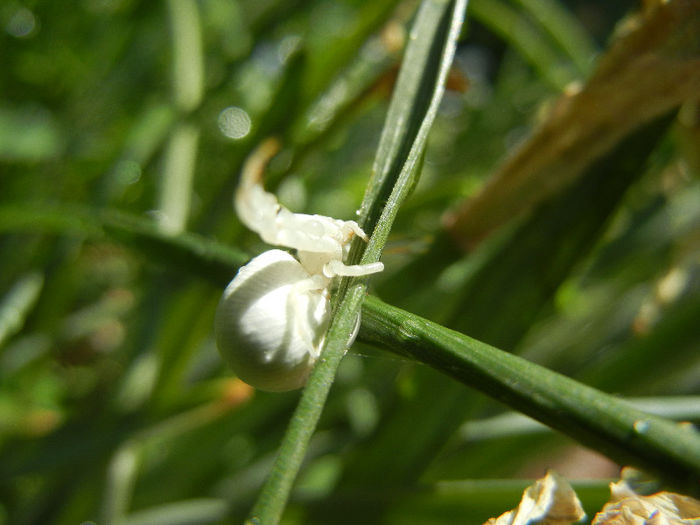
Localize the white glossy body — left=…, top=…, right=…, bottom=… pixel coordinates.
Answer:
left=215, top=250, right=329, bottom=392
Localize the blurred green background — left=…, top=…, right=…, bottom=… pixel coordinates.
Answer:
left=1, top=0, right=698, bottom=523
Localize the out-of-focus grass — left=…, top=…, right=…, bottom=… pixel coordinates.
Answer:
left=1, top=1, right=698, bottom=524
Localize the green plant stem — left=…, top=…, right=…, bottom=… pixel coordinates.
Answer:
left=0, top=272, right=44, bottom=348
left=469, top=0, right=575, bottom=90
left=458, top=397, right=700, bottom=442
left=359, top=295, right=700, bottom=498
left=0, top=204, right=248, bottom=283
left=101, top=444, right=140, bottom=525
left=247, top=1, right=468, bottom=522
left=513, top=0, right=597, bottom=74
left=124, top=499, right=228, bottom=525
left=158, top=123, right=200, bottom=234
left=159, top=0, right=204, bottom=234
left=167, top=0, right=204, bottom=112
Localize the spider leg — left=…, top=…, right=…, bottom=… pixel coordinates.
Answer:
left=235, top=138, right=284, bottom=240
left=323, top=260, right=384, bottom=278
left=236, top=140, right=381, bottom=281
left=236, top=140, right=360, bottom=254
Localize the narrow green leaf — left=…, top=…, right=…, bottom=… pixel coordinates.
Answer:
left=469, top=0, right=576, bottom=89
left=99, top=210, right=247, bottom=285
left=458, top=397, right=700, bottom=442
left=512, top=0, right=598, bottom=74
left=358, top=0, right=467, bottom=242
left=0, top=271, right=44, bottom=348
left=101, top=444, right=140, bottom=525
left=0, top=204, right=103, bottom=237
left=158, top=122, right=200, bottom=234
left=0, top=204, right=248, bottom=285
left=158, top=0, right=204, bottom=234
left=125, top=498, right=227, bottom=525
left=167, top=0, right=204, bottom=112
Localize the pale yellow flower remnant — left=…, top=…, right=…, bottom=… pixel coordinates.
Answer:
left=484, top=471, right=586, bottom=525
left=483, top=471, right=700, bottom=525
left=592, top=480, right=700, bottom=525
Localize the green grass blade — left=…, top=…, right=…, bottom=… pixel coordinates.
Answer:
left=0, top=272, right=44, bottom=349
left=100, top=444, right=140, bottom=525
left=469, top=0, right=575, bottom=90
left=359, top=295, right=700, bottom=498
left=359, top=0, right=467, bottom=240
left=99, top=210, right=247, bottom=285
left=167, top=0, right=204, bottom=112
left=458, top=397, right=700, bottom=442
left=158, top=122, right=200, bottom=234
left=158, top=0, right=204, bottom=234
left=125, top=499, right=227, bottom=525
left=0, top=205, right=248, bottom=285
left=513, top=0, right=598, bottom=75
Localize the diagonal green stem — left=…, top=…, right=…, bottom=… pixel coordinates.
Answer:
left=359, top=295, right=700, bottom=498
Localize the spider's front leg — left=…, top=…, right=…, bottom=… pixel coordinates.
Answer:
left=234, top=139, right=340, bottom=252
left=234, top=138, right=285, bottom=243
left=235, top=139, right=383, bottom=279
left=296, top=249, right=383, bottom=279
left=324, top=259, right=385, bottom=278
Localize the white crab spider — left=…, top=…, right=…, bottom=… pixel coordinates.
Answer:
left=215, top=140, right=383, bottom=392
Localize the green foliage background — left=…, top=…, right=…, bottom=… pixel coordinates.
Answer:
left=0, top=0, right=698, bottom=523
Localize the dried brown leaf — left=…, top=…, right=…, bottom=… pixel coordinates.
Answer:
left=592, top=479, right=700, bottom=525
left=445, top=0, right=700, bottom=248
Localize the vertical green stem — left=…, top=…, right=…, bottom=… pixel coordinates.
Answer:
left=100, top=444, right=140, bottom=525
left=159, top=0, right=204, bottom=235
left=246, top=1, right=468, bottom=522
left=167, top=0, right=204, bottom=112
left=0, top=272, right=44, bottom=348
left=159, top=123, right=200, bottom=234
left=247, top=286, right=367, bottom=524
left=469, top=0, right=575, bottom=90
left=514, top=0, right=598, bottom=74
